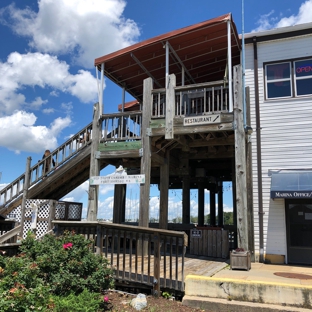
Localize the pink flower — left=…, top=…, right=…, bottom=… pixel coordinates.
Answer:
left=104, top=296, right=109, bottom=303
left=63, top=242, right=73, bottom=249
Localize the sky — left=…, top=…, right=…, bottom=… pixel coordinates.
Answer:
left=0, top=0, right=311, bottom=221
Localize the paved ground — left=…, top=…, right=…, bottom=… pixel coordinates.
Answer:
left=183, top=262, right=312, bottom=311
left=213, top=262, right=312, bottom=286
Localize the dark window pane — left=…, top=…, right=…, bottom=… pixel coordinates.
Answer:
left=267, top=63, right=290, bottom=80
left=295, top=59, right=312, bottom=78
left=296, top=78, right=312, bottom=96
left=267, top=81, right=291, bottom=98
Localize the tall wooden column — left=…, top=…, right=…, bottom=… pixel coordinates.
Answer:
left=198, top=182, right=205, bottom=226
left=113, top=184, right=126, bottom=223
left=181, top=151, right=190, bottom=224
left=182, top=176, right=190, bottom=224
left=210, top=190, right=216, bottom=226
left=218, top=182, right=224, bottom=227
left=159, top=150, right=169, bottom=229
left=139, top=77, right=153, bottom=228
left=87, top=102, right=101, bottom=221
left=233, top=65, right=248, bottom=251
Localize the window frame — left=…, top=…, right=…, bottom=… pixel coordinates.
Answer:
left=294, top=59, right=312, bottom=97
left=264, top=57, right=312, bottom=100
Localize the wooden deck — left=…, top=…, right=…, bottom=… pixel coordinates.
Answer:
left=111, top=252, right=228, bottom=291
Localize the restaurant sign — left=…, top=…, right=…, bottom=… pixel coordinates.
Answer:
left=184, top=114, right=220, bottom=126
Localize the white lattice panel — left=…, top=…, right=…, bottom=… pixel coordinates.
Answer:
left=5, top=199, right=82, bottom=239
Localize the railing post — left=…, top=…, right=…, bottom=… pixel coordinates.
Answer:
left=96, top=224, right=103, bottom=255
left=153, top=232, right=161, bottom=296
left=87, top=102, right=101, bottom=221
left=165, top=74, right=176, bottom=139
left=20, top=156, right=31, bottom=240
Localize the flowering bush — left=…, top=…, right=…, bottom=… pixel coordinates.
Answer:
left=0, top=231, right=114, bottom=311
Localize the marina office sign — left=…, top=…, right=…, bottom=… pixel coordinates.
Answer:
left=271, top=191, right=312, bottom=199
left=184, top=114, right=220, bottom=126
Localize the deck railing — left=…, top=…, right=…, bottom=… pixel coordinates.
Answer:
left=152, top=80, right=229, bottom=118
left=100, top=111, right=142, bottom=142
left=53, top=221, right=188, bottom=294
left=0, top=123, right=93, bottom=210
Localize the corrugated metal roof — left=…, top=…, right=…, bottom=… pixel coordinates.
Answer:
left=95, top=13, right=241, bottom=102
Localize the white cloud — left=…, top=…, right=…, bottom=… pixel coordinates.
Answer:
left=0, top=52, right=98, bottom=114
left=253, top=0, right=312, bottom=32
left=29, top=97, right=48, bottom=110
left=43, top=108, right=55, bottom=114
left=0, top=111, right=71, bottom=153
left=0, top=0, right=140, bottom=68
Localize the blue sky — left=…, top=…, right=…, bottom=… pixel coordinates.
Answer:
left=0, top=0, right=311, bottom=220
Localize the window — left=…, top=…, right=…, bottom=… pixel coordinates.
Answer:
left=265, top=58, right=312, bottom=99
left=294, top=59, right=312, bottom=96
left=266, top=62, right=291, bottom=99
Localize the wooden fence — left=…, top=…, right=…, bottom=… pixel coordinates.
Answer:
left=189, top=227, right=229, bottom=258
left=53, top=221, right=188, bottom=294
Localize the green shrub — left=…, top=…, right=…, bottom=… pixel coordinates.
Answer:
left=52, top=289, right=104, bottom=312
left=0, top=231, right=114, bottom=311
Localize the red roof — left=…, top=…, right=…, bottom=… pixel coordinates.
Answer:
left=95, top=13, right=240, bottom=102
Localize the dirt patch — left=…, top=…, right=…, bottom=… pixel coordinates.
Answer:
left=103, top=290, right=213, bottom=311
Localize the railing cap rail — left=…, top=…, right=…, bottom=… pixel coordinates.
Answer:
left=100, top=111, right=142, bottom=120
left=52, top=220, right=188, bottom=246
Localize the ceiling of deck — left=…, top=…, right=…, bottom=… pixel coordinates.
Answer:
left=95, top=13, right=241, bottom=102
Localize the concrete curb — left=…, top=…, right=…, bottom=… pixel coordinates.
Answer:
left=184, top=275, right=312, bottom=308
left=182, top=296, right=312, bottom=312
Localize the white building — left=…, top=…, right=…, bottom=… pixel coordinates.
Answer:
left=245, top=23, right=312, bottom=264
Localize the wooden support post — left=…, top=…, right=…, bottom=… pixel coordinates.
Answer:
left=159, top=150, right=169, bottom=229
left=139, top=78, right=153, bottom=229
left=210, top=190, right=216, bottom=226
left=113, top=184, right=126, bottom=223
left=181, top=151, right=190, bottom=224
left=139, top=78, right=153, bottom=255
left=20, top=156, right=31, bottom=239
left=48, top=200, right=56, bottom=231
left=198, top=182, right=205, bottom=226
left=182, top=176, right=191, bottom=224
left=218, top=182, right=224, bottom=227
left=165, top=74, right=176, bottom=139
left=87, top=103, right=101, bottom=221
left=233, top=65, right=249, bottom=251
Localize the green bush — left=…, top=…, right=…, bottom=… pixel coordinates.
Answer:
left=0, top=231, right=114, bottom=311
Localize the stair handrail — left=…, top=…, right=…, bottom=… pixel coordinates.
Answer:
left=0, top=122, right=93, bottom=211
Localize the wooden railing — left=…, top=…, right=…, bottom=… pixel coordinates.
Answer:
left=100, top=111, right=142, bottom=142
left=53, top=221, right=188, bottom=294
left=0, top=123, right=93, bottom=210
left=152, top=80, right=229, bottom=118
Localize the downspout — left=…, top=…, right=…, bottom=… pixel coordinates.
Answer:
left=165, top=41, right=169, bottom=86
left=253, top=37, right=264, bottom=263
left=227, top=20, right=233, bottom=112
left=241, top=0, right=246, bottom=128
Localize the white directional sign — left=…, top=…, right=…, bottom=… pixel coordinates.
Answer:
left=90, top=174, right=145, bottom=185
left=183, top=114, right=220, bottom=126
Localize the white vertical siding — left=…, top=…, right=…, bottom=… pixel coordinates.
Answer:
left=245, top=34, right=312, bottom=261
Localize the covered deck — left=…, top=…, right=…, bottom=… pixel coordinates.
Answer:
left=88, top=12, right=251, bottom=256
